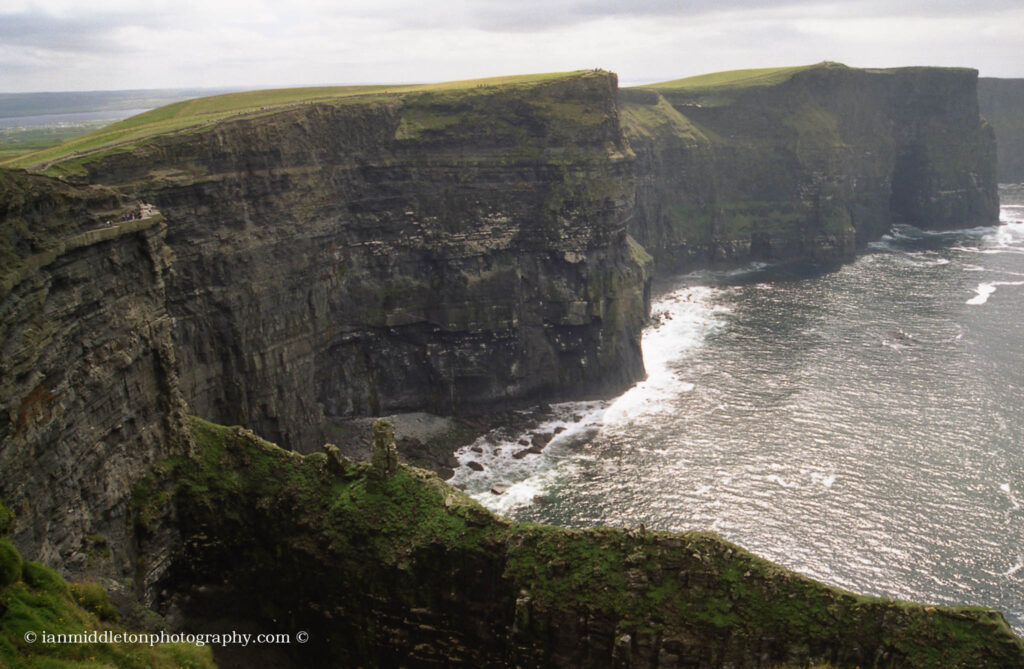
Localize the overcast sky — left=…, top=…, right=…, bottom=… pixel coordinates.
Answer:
left=1, top=0, right=1022, bottom=93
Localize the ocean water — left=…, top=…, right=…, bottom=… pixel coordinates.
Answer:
left=449, top=184, right=1024, bottom=631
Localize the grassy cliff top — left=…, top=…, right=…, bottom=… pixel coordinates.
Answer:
left=636, top=62, right=977, bottom=98
left=1, top=70, right=596, bottom=172
left=636, top=62, right=843, bottom=92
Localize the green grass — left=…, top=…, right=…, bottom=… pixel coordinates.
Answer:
left=618, top=93, right=707, bottom=143
left=0, top=122, right=110, bottom=161
left=2, top=71, right=588, bottom=172
left=0, top=513, right=216, bottom=668
left=639, top=62, right=844, bottom=92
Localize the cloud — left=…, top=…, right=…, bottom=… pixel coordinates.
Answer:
left=0, top=0, right=1021, bottom=91
left=460, top=0, right=1024, bottom=33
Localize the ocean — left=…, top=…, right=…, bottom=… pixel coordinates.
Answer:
left=449, top=183, right=1024, bottom=631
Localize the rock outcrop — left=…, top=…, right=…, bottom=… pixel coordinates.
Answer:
left=142, top=419, right=1024, bottom=668
left=622, top=63, right=998, bottom=272
left=979, top=77, right=1024, bottom=183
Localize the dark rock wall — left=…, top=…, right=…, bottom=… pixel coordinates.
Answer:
left=82, top=72, right=650, bottom=452
left=0, top=171, right=186, bottom=578
left=979, top=77, right=1024, bottom=183
left=623, top=64, right=998, bottom=273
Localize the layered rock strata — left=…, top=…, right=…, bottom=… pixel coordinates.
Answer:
left=622, top=63, right=998, bottom=272
left=75, top=72, right=650, bottom=453
left=0, top=170, right=186, bottom=581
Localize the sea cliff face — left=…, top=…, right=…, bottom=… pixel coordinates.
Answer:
left=979, top=77, right=1024, bottom=183
left=73, top=71, right=649, bottom=453
left=0, top=170, right=187, bottom=583
left=622, top=64, right=998, bottom=272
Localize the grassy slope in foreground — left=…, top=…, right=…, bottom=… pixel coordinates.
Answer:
left=0, top=500, right=215, bottom=668
left=136, top=417, right=1024, bottom=667
left=0, top=71, right=588, bottom=174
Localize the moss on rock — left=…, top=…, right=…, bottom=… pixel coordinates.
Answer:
left=0, top=501, right=13, bottom=536
left=0, top=539, right=21, bottom=592
left=143, top=416, right=1024, bottom=667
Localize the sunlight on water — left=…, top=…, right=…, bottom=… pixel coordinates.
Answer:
left=449, top=184, right=1024, bottom=631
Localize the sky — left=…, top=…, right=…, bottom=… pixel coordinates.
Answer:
left=1, top=0, right=1022, bottom=93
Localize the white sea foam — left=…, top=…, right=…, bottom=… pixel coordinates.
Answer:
left=602, top=285, right=724, bottom=424
left=1002, top=560, right=1024, bottom=578
left=988, top=220, right=1024, bottom=245
left=1001, top=483, right=1021, bottom=510
left=894, top=223, right=995, bottom=239
left=766, top=474, right=796, bottom=488
left=967, top=283, right=998, bottom=305
left=867, top=238, right=897, bottom=252
left=966, top=281, right=1024, bottom=305
left=449, top=282, right=726, bottom=511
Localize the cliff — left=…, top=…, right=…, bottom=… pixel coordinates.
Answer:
left=134, top=418, right=1024, bottom=668
left=0, top=170, right=188, bottom=588
left=979, top=78, right=1024, bottom=183
left=8, top=65, right=999, bottom=456
left=622, top=63, right=998, bottom=271
left=0, top=64, right=1015, bottom=666
left=48, top=71, right=650, bottom=453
